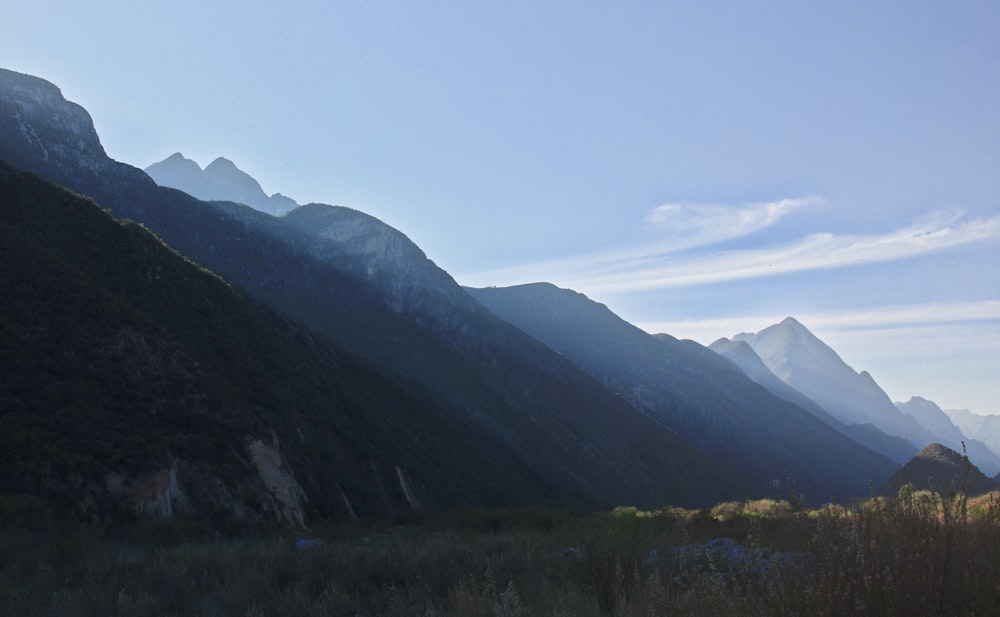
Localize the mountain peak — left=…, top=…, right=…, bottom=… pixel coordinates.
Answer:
left=915, top=442, right=963, bottom=464
left=164, top=151, right=194, bottom=164
left=733, top=316, right=934, bottom=455
left=206, top=156, right=237, bottom=170
left=145, top=153, right=298, bottom=216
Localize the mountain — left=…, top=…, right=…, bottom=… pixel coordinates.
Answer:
left=0, top=67, right=750, bottom=515
left=145, top=153, right=298, bottom=216
left=879, top=443, right=997, bottom=497
left=710, top=338, right=841, bottom=422
left=944, top=408, right=1000, bottom=460
left=710, top=338, right=927, bottom=463
left=733, top=317, right=933, bottom=460
left=468, top=283, right=899, bottom=503
left=0, top=161, right=572, bottom=527
left=895, top=397, right=1000, bottom=476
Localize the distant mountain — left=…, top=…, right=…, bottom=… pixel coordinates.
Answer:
left=733, top=317, right=933, bottom=459
left=945, top=408, right=1000, bottom=460
left=711, top=337, right=917, bottom=463
left=710, top=337, right=842, bottom=422
left=469, top=283, right=899, bottom=503
left=0, top=66, right=750, bottom=515
left=895, top=397, right=1000, bottom=476
left=879, top=443, right=997, bottom=497
left=145, top=153, right=298, bottom=216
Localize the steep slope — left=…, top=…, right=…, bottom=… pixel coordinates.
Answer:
left=711, top=337, right=923, bottom=463
left=145, top=153, right=297, bottom=215
left=944, top=408, right=1000, bottom=460
left=710, top=338, right=837, bottom=420
left=895, top=397, right=1000, bottom=476
left=734, top=317, right=932, bottom=459
left=0, top=67, right=750, bottom=510
left=879, top=443, right=997, bottom=497
left=0, top=162, right=568, bottom=527
left=469, top=283, right=899, bottom=503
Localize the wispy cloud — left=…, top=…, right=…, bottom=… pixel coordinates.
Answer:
left=459, top=196, right=820, bottom=287
left=643, top=196, right=819, bottom=251
left=459, top=207, right=1000, bottom=293
left=579, top=210, right=1000, bottom=294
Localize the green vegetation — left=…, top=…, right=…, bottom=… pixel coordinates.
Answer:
left=2, top=488, right=998, bottom=617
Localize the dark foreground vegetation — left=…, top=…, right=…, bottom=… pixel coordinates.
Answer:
left=2, top=486, right=999, bottom=617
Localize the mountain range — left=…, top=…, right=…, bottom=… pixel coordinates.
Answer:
left=468, top=283, right=898, bottom=502
left=1, top=66, right=997, bottom=528
left=145, top=153, right=298, bottom=216
left=0, top=67, right=750, bottom=523
left=731, top=318, right=935, bottom=450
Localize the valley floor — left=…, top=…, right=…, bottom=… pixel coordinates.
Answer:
left=2, top=490, right=999, bottom=617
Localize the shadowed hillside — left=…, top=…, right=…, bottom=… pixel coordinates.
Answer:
left=879, top=443, right=997, bottom=497
left=0, top=67, right=754, bottom=519
left=0, top=163, right=583, bottom=526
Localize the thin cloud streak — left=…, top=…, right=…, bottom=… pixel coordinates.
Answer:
left=636, top=300, right=1000, bottom=343
left=462, top=209, right=1000, bottom=293
left=579, top=211, right=1000, bottom=294
left=457, top=196, right=820, bottom=287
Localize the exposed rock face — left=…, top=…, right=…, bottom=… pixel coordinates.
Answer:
left=249, top=438, right=307, bottom=528
left=281, top=203, right=479, bottom=320
left=105, top=463, right=188, bottom=520
left=395, top=466, right=422, bottom=511
left=0, top=68, right=151, bottom=199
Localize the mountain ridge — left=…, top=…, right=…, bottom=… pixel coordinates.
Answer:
left=895, top=396, right=1000, bottom=476
left=733, top=317, right=932, bottom=459
left=0, top=66, right=752, bottom=519
left=145, top=152, right=298, bottom=215
left=468, top=282, right=899, bottom=503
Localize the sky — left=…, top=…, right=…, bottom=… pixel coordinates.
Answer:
left=3, top=1, right=999, bottom=412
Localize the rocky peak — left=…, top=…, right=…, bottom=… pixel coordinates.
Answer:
left=144, top=152, right=298, bottom=216
left=0, top=68, right=123, bottom=181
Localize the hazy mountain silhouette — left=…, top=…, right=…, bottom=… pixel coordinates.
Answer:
left=468, top=283, right=899, bottom=503
left=733, top=318, right=934, bottom=460
left=145, top=153, right=298, bottom=216
left=879, top=443, right=997, bottom=497
left=0, top=67, right=751, bottom=518
left=895, top=397, right=1000, bottom=476
left=944, top=408, right=1000, bottom=460
left=711, top=337, right=923, bottom=463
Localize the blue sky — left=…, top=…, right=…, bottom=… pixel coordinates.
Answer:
left=3, top=1, right=999, bottom=412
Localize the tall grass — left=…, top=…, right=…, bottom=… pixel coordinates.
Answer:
left=1, top=490, right=998, bottom=616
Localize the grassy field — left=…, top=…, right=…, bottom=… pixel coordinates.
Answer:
left=2, top=486, right=999, bottom=616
